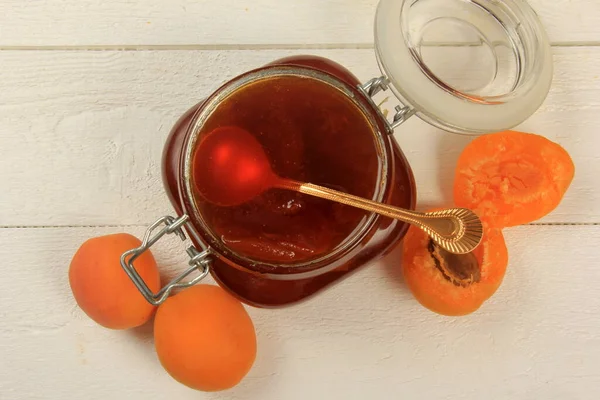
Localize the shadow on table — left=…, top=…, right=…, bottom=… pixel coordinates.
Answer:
left=128, top=318, right=155, bottom=343
left=380, top=239, right=409, bottom=292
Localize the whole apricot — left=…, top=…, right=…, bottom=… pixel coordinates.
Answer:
left=69, top=233, right=160, bottom=329
left=154, top=284, right=257, bottom=392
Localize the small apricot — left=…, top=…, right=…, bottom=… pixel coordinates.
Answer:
left=402, top=220, right=508, bottom=316
left=69, top=233, right=160, bottom=329
left=154, top=285, right=257, bottom=392
left=454, top=130, right=575, bottom=227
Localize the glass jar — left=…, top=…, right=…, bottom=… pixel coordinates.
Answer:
left=120, top=0, right=552, bottom=308
left=163, top=56, right=416, bottom=307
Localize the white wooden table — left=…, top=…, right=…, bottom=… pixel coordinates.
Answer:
left=1, top=1, right=599, bottom=399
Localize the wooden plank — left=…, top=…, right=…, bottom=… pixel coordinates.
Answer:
left=0, top=0, right=598, bottom=46
left=1, top=225, right=599, bottom=399
left=0, top=47, right=596, bottom=226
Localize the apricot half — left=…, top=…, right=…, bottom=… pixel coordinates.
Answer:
left=402, top=221, right=508, bottom=316
left=453, top=130, right=574, bottom=227
left=69, top=233, right=160, bottom=329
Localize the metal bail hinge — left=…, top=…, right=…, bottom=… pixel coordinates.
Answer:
left=358, top=76, right=414, bottom=134
left=120, top=214, right=211, bottom=306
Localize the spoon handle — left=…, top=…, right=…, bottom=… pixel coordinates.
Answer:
left=276, top=180, right=483, bottom=254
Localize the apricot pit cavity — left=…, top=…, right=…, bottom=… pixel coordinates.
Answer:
left=428, top=239, right=481, bottom=288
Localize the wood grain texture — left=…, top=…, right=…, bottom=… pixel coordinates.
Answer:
left=0, top=0, right=598, bottom=46
left=0, top=47, right=595, bottom=226
left=1, top=1, right=598, bottom=399
left=0, top=225, right=598, bottom=399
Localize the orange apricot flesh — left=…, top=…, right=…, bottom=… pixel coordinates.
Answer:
left=453, top=130, right=574, bottom=227
left=69, top=233, right=160, bottom=329
left=154, top=284, right=257, bottom=392
left=402, top=220, right=508, bottom=316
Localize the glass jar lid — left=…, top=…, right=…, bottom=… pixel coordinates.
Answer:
left=374, top=0, right=553, bottom=135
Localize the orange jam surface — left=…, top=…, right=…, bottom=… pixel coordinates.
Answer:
left=192, top=76, right=381, bottom=263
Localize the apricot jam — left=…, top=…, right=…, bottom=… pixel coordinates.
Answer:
left=192, top=76, right=380, bottom=264
left=162, top=56, right=416, bottom=307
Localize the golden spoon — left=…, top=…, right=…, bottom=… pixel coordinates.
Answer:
left=275, top=180, right=482, bottom=254
left=193, top=126, right=484, bottom=254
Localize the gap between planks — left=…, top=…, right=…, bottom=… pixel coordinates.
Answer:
left=1, top=41, right=600, bottom=51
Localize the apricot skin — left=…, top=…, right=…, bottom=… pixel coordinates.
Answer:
left=69, top=233, right=160, bottom=329
left=154, top=285, right=257, bottom=392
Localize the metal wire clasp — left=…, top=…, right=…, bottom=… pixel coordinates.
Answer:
left=358, top=76, right=415, bottom=134
left=120, top=215, right=211, bottom=306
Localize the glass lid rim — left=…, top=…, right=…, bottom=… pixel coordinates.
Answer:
left=373, top=0, right=554, bottom=135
